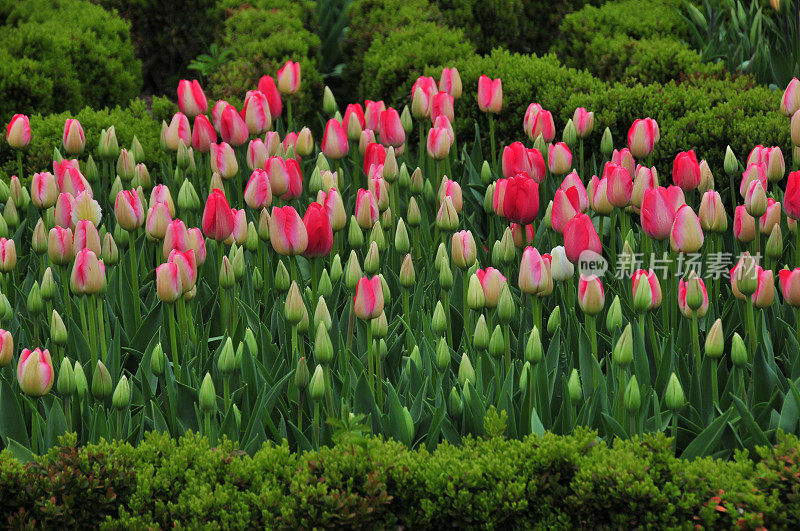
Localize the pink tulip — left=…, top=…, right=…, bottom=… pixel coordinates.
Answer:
left=572, top=107, right=594, bottom=138
left=733, top=205, right=756, bottom=243
left=353, top=276, right=384, bottom=320
left=270, top=206, right=308, bottom=256
left=548, top=142, right=572, bottom=175
left=168, top=249, right=197, bottom=292
left=551, top=187, right=581, bottom=233
left=426, top=125, right=451, bottom=160
left=212, top=100, right=229, bottom=132
left=192, top=115, right=217, bottom=153
left=241, top=90, right=272, bottom=135
left=438, top=178, right=463, bottom=213
left=0, top=329, right=12, bottom=368
left=451, top=230, right=477, bottom=269
left=0, top=238, right=15, bottom=273
left=187, top=228, right=207, bottom=266
left=53, top=159, right=90, bottom=197
left=322, top=118, right=348, bottom=159
left=344, top=103, right=365, bottom=140
left=363, top=143, right=386, bottom=177
left=563, top=213, right=602, bottom=264
left=73, top=219, right=101, bottom=256
left=202, top=189, right=235, bottom=241
left=378, top=107, right=405, bottom=148
left=220, top=105, right=249, bottom=147
left=368, top=173, right=389, bottom=211
left=511, top=223, right=536, bottom=248
left=257, top=75, right=283, bottom=117
left=492, top=179, right=508, bottom=217
left=17, top=348, right=53, bottom=396
left=165, top=113, right=191, bottom=151
left=244, top=169, right=272, bottom=210
left=62, top=119, right=85, bottom=155
left=751, top=267, right=775, bottom=308
left=760, top=198, right=781, bottom=235
left=210, top=142, right=238, bottom=179
left=48, top=226, right=74, bottom=265
left=6, top=114, right=30, bottom=149
left=523, top=104, right=554, bottom=142
left=763, top=147, right=785, bottom=183
left=781, top=77, right=800, bottom=116
left=476, top=267, right=507, bottom=308
left=177, top=79, right=208, bottom=117
left=578, top=274, right=605, bottom=315
left=439, top=67, right=462, bottom=98
left=519, top=247, right=550, bottom=295
left=247, top=139, right=269, bottom=170
left=31, top=172, right=58, bottom=209
left=225, top=209, right=247, bottom=246
left=588, top=176, right=613, bottom=215
left=71, top=248, right=104, bottom=295
left=678, top=278, right=709, bottom=318
left=631, top=165, right=658, bottom=210
left=698, top=190, right=728, bottom=232
left=477, top=75, right=502, bottom=113
left=431, top=92, right=454, bottom=124
left=502, top=141, right=546, bottom=183
left=603, top=162, right=633, bottom=208
left=54, top=193, right=75, bottom=229
left=364, top=100, right=386, bottom=132
left=503, top=173, right=540, bottom=225
left=277, top=61, right=301, bottom=95
left=146, top=202, right=172, bottom=240
left=150, top=184, right=175, bottom=217
left=561, top=172, right=589, bottom=212
left=303, top=202, right=334, bottom=258
left=779, top=268, right=800, bottom=306
left=640, top=186, right=681, bottom=241
left=156, top=262, right=183, bottom=303
left=672, top=150, right=701, bottom=191
left=670, top=205, right=704, bottom=253
left=740, top=163, right=767, bottom=198
left=627, top=118, right=659, bottom=158
left=281, top=158, right=303, bottom=200
left=115, top=190, right=145, bottom=231
left=265, top=156, right=290, bottom=197
left=632, top=269, right=662, bottom=310
left=282, top=132, right=298, bottom=155
left=319, top=188, right=346, bottom=231
left=163, top=219, right=189, bottom=259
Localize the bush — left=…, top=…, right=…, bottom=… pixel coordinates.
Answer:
left=342, top=0, right=445, bottom=97
left=206, top=0, right=322, bottom=125
left=4, top=429, right=800, bottom=528
left=360, top=22, right=476, bottom=104
left=0, top=99, right=167, bottom=179
left=0, top=0, right=141, bottom=122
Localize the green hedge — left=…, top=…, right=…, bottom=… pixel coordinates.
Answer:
left=0, top=99, right=170, bottom=179
left=360, top=22, right=476, bottom=104
left=0, top=0, right=141, bottom=123
left=4, top=429, right=800, bottom=527
left=206, top=0, right=321, bottom=124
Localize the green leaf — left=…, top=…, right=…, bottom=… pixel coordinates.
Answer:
left=681, top=408, right=731, bottom=459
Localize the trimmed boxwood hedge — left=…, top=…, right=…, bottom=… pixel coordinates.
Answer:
left=4, top=428, right=800, bottom=528
left=0, top=0, right=142, bottom=123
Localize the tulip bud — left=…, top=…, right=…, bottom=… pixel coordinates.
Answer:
left=309, top=365, right=325, bottom=402
left=439, top=259, right=453, bottom=291
left=371, top=310, right=388, bottom=339
left=436, top=196, right=459, bottom=231
left=275, top=260, right=291, bottom=292
left=435, top=337, right=450, bottom=372
left=219, top=256, right=235, bottom=289
left=348, top=216, right=364, bottom=248
left=57, top=357, right=76, bottom=396
left=457, top=353, right=475, bottom=388
left=448, top=386, right=463, bottom=417
left=606, top=296, right=623, bottom=332
left=295, top=357, right=310, bottom=390
left=724, top=145, right=738, bottom=175
left=664, top=373, right=685, bottom=411
left=731, top=333, right=747, bottom=366
left=51, top=309, right=67, bottom=345
left=400, top=254, right=416, bottom=288
left=613, top=324, right=633, bottom=368
left=407, top=197, right=422, bottom=227
left=489, top=325, right=504, bottom=359
left=314, top=322, right=334, bottom=365
left=497, top=284, right=515, bottom=323
left=199, top=373, right=216, bottom=413
left=27, top=282, right=43, bottom=315
left=473, top=314, right=489, bottom=351
left=624, top=376, right=641, bottom=413
left=525, top=326, right=543, bottom=364
left=400, top=106, right=413, bottom=133
left=562, top=119, right=577, bottom=148
left=568, top=369, right=582, bottom=402
left=345, top=251, right=362, bottom=290
left=703, top=318, right=724, bottom=359
left=736, top=254, right=759, bottom=296
left=285, top=281, right=304, bottom=324
left=432, top=301, right=447, bottom=336
left=466, top=274, right=485, bottom=311
left=323, top=86, right=337, bottom=115
left=32, top=219, right=47, bottom=255
left=112, top=375, right=131, bottom=410
left=150, top=344, right=165, bottom=377
left=600, top=127, right=613, bottom=158
left=364, top=241, right=380, bottom=275
left=766, top=224, right=783, bottom=260
left=91, top=361, right=112, bottom=399
left=543, top=307, right=560, bottom=337
left=41, top=267, right=56, bottom=301
left=745, top=180, right=768, bottom=217
left=217, top=337, right=236, bottom=375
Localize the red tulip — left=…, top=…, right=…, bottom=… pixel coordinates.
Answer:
left=303, top=203, right=333, bottom=257
left=344, top=103, right=365, bottom=140
left=212, top=100, right=229, bottom=132
left=781, top=77, right=800, bottom=116
left=563, top=213, right=601, bottom=264
left=523, top=104, right=555, bottom=142
left=364, top=100, right=386, bottom=132
left=611, top=148, right=636, bottom=177
left=168, top=249, right=197, bottom=293
left=561, top=172, right=589, bottom=212
left=752, top=267, right=775, bottom=308
left=363, top=143, right=386, bottom=176
left=6, top=114, right=30, bottom=149
left=241, top=90, right=272, bottom=135
left=477, top=75, right=502, bottom=113
left=733, top=205, right=756, bottom=243
left=411, top=77, right=436, bottom=118
left=627, top=118, right=659, bottom=158
left=785, top=171, right=800, bottom=220
left=353, top=276, right=384, bottom=320
left=318, top=188, right=346, bottom=231
left=53, top=159, right=90, bottom=197
left=192, top=115, right=217, bottom=153
left=779, top=268, right=800, bottom=306
left=355, top=189, right=379, bottom=230
left=282, top=158, right=303, bottom=200
left=270, top=206, right=308, bottom=256
left=226, top=209, right=247, bottom=246
left=220, top=105, right=249, bottom=146
left=438, top=178, right=463, bottom=213
left=379, top=108, right=405, bottom=148
left=760, top=198, right=781, bottom=235
left=202, top=189, right=235, bottom=241
left=588, top=176, right=613, bottom=215
left=247, top=139, right=268, bottom=170
left=631, top=165, right=658, bottom=210
left=165, top=113, right=190, bottom=151
left=511, top=222, right=536, bottom=248
left=257, top=75, right=283, bottom=117
left=502, top=141, right=546, bottom=183
left=54, top=193, right=75, bottom=229
left=603, top=162, right=633, bottom=208
left=503, top=173, right=539, bottom=225
left=177, top=79, right=208, bottom=117
left=672, top=150, right=701, bottom=191
left=322, top=118, right=348, bottom=159
left=150, top=184, right=175, bottom=217
left=277, top=61, right=301, bottom=95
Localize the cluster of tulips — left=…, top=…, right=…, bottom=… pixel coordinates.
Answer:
left=2, top=60, right=800, bottom=456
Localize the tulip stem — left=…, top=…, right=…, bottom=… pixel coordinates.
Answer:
left=287, top=99, right=293, bottom=133
left=366, top=322, right=374, bottom=399
left=691, top=314, right=701, bottom=375
left=488, top=115, right=497, bottom=173
left=64, top=396, right=72, bottom=433
left=291, top=324, right=299, bottom=367
left=79, top=296, right=90, bottom=358
left=503, top=322, right=511, bottom=373
left=128, top=230, right=141, bottom=328
left=745, top=301, right=756, bottom=361
left=418, top=122, right=425, bottom=171
left=462, top=272, right=469, bottom=349
left=313, top=402, right=320, bottom=449
left=711, top=361, right=719, bottom=406
left=97, top=296, right=107, bottom=364
left=61, top=265, right=71, bottom=320
left=297, top=393, right=304, bottom=434
left=16, top=151, right=23, bottom=182
left=586, top=314, right=598, bottom=388
left=403, top=288, right=412, bottom=353
left=647, top=313, right=660, bottom=367
left=579, top=139, right=584, bottom=179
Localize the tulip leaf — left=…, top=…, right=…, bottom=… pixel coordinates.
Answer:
left=530, top=408, right=545, bottom=437
left=0, top=379, right=28, bottom=448
left=601, top=412, right=628, bottom=441
left=5, top=437, right=35, bottom=464
left=732, top=396, right=770, bottom=448
left=426, top=400, right=446, bottom=451
left=681, top=408, right=731, bottom=459
left=44, top=401, right=67, bottom=451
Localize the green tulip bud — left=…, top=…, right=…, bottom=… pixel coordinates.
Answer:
left=467, top=274, right=485, bottom=310
left=348, top=216, right=364, bottom=248
left=664, top=373, right=685, bottom=411
left=4, top=199, right=19, bottom=229
left=84, top=155, right=99, bottom=182
left=624, top=375, right=641, bottom=414
left=384, top=147, right=398, bottom=182
left=606, top=296, right=623, bottom=332
left=458, top=353, right=475, bottom=388
left=151, top=344, right=165, bottom=377
left=285, top=281, right=304, bottom=325
left=439, top=259, right=453, bottom=291
left=705, top=318, right=724, bottom=359
left=258, top=208, right=271, bottom=241
left=473, top=315, right=489, bottom=351
left=497, top=284, right=515, bottom=323
left=232, top=246, right=245, bottom=280
left=600, top=127, right=613, bottom=158
left=112, top=375, right=131, bottom=410
left=345, top=250, right=362, bottom=290
left=364, top=241, right=380, bottom=275
left=432, top=301, right=448, bottom=336
left=131, top=135, right=144, bottom=163
left=57, top=357, right=76, bottom=396
left=398, top=163, right=410, bottom=190
left=547, top=306, right=561, bottom=335
left=481, top=160, right=493, bottom=185
left=102, top=232, right=119, bottom=265
left=400, top=253, right=416, bottom=288
left=525, top=326, right=543, bottom=364
left=568, top=369, right=582, bottom=402
left=395, top=218, right=410, bottom=254
left=724, top=145, right=738, bottom=176
left=407, top=197, right=421, bottom=227
left=309, top=365, right=326, bottom=402
left=371, top=311, right=388, bottom=339
left=245, top=222, right=259, bottom=252
left=0, top=292, right=10, bottom=322
left=219, top=256, right=235, bottom=288
left=685, top=273, right=704, bottom=311
left=253, top=268, right=263, bottom=291
left=218, top=337, right=236, bottom=375
left=323, top=85, right=337, bottom=115
left=329, top=254, right=343, bottom=284
left=199, top=373, right=217, bottom=413
left=400, top=105, right=413, bottom=134
left=109, top=176, right=123, bottom=207
left=435, top=242, right=448, bottom=271
left=244, top=328, right=258, bottom=358
left=489, top=325, right=505, bottom=359
left=500, top=227, right=515, bottom=264
left=275, top=260, right=291, bottom=292
left=369, top=220, right=386, bottom=252
left=50, top=310, right=67, bottom=345
left=633, top=275, right=653, bottom=314
left=91, top=361, right=112, bottom=399
left=315, top=152, right=330, bottom=171
left=134, top=163, right=152, bottom=190
left=73, top=360, right=88, bottom=398
left=315, top=322, right=334, bottom=365
left=114, top=223, right=129, bottom=247
left=448, top=386, right=463, bottom=417
left=542, top=201, right=554, bottom=231
left=562, top=118, right=577, bottom=148
left=436, top=337, right=450, bottom=373
left=309, top=167, right=323, bottom=195
left=731, top=332, right=747, bottom=366
left=533, top=134, right=546, bottom=158
left=315, top=269, right=332, bottom=297
left=314, top=297, right=332, bottom=332
left=118, top=148, right=137, bottom=179
left=26, top=282, right=42, bottom=315
left=766, top=224, right=783, bottom=260
left=41, top=267, right=55, bottom=300
left=295, top=357, right=310, bottom=390
left=410, top=167, right=423, bottom=194
left=32, top=219, right=47, bottom=255
left=613, top=323, right=633, bottom=368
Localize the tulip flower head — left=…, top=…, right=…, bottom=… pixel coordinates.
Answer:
left=202, top=189, right=235, bottom=241
left=17, top=348, right=53, bottom=396
left=476, top=267, right=507, bottom=308
left=63, top=119, right=86, bottom=155
left=156, top=262, right=183, bottom=303
left=519, top=247, right=551, bottom=295
left=6, top=114, right=30, bottom=149
left=241, top=90, right=272, bottom=135
left=779, top=268, right=800, bottom=306
left=379, top=107, right=405, bottom=148
left=627, top=118, right=659, bottom=158
left=115, top=190, right=145, bottom=231
left=258, top=75, right=283, bottom=117
left=277, top=61, right=301, bottom=95
left=632, top=269, right=662, bottom=311
left=563, top=213, right=602, bottom=264
left=477, top=75, right=502, bottom=113
left=70, top=248, right=104, bottom=295
left=572, top=107, right=594, bottom=138
left=177, top=79, right=208, bottom=117
left=354, top=276, right=384, bottom=320
left=578, top=274, right=605, bottom=315
left=270, top=206, right=308, bottom=256
left=502, top=173, right=539, bottom=225
left=670, top=205, right=704, bottom=253
left=781, top=77, right=800, bottom=116
left=322, top=118, right=348, bottom=159
left=219, top=105, right=249, bottom=147
left=303, top=202, right=333, bottom=258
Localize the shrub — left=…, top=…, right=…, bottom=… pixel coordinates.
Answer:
left=360, top=22, right=476, bottom=104
left=0, top=0, right=141, bottom=122
left=206, top=0, right=322, bottom=125
left=0, top=100, right=167, bottom=179
left=3, top=430, right=800, bottom=528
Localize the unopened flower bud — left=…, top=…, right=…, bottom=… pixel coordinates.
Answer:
left=199, top=372, right=216, bottom=413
